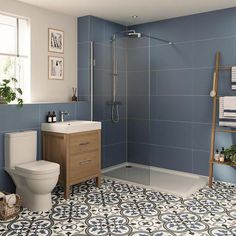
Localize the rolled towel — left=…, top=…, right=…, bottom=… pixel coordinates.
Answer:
left=0, top=192, right=5, bottom=199
left=5, top=194, right=16, bottom=207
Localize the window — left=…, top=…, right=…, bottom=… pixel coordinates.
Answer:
left=0, top=13, right=30, bottom=102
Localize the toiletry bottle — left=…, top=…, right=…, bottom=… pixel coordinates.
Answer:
left=52, top=111, right=57, bottom=123
left=214, top=149, right=220, bottom=162
left=47, top=112, right=52, bottom=123
left=220, top=147, right=225, bottom=162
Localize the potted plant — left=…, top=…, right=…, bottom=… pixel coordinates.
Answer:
left=0, top=77, right=23, bottom=106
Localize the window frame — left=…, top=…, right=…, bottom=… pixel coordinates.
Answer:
left=0, top=12, right=30, bottom=102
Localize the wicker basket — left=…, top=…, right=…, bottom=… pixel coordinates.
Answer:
left=0, top=193, right=22, bottom=221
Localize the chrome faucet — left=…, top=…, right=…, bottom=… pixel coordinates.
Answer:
left=60, top=111, right=69, bottom=122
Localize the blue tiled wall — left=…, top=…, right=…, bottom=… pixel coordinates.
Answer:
left=77, top=16, right=127, bottom=169
left=0, top=102, right=90, bottom=192
left=78, top=10, right=236, bottom=183
left=127, top=8, right=236, bottom=183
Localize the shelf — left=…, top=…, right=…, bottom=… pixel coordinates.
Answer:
left=216, top=128, right=236, bottom=133
left=211, top=160, right=236, bottom=167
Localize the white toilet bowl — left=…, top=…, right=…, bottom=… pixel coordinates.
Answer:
left=6, top=160, right=60, bottom=212
left=5, top=131, right=60, bottom=212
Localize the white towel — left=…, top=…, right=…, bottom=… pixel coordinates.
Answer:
left=223, top=96, right=236, bottom=117
left=219, top=97, right=236, bottom=127
left=231, top=67, right=236, bottom=90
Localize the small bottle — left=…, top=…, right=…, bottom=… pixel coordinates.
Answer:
left=47, top=111, right=52, bottom=123
left=220, top=147, right=225, bottom=162
left=52, top=111, right=57, bottom=123
left=214, top=149, right=220, bottom=162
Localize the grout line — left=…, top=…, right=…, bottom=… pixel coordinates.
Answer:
left=102, top=142, right=126, bottom=148
left=127, top=118, right=212, bottom=125
left=128, top=142, right=211, bottom=153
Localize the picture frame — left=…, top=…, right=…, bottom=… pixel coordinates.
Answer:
left=48, top=28, right=64, bottom=53
left=48, top=56, right=64, bottom=80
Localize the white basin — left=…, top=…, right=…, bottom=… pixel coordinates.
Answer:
left=41, top=120, right=101, bottom=134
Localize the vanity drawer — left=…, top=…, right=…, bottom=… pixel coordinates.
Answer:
left=70, top=131, right=99, bottom=154
left=70, top=151, right=100, bottom=181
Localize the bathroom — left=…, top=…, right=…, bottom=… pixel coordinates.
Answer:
left=0, top=0, right=236, bottom=235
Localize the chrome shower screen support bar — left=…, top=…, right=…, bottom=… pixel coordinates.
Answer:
left=90, top=41, right=94, bottom=121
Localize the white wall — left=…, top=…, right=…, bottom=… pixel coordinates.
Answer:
left=0, top=0, right=77, bottom=102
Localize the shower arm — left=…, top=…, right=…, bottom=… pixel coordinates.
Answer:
left=142, top=33, right=173, bottom=44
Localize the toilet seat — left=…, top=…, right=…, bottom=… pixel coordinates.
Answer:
left=15, top=160, right=59, bottom=175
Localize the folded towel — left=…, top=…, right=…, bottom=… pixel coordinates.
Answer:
left=219, top=97, right=236, bottom=127
left=223, top=96, right=236, bottom=117
left=231, top=67, right=236, bottom=89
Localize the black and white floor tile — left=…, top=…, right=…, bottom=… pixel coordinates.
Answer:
left=0, top=178, right=236, bottom=236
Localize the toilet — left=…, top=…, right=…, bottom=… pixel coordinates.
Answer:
left=4, top=130, right=60, bottom=212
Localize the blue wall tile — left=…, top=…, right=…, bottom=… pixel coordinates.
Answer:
left=150, top=43, right=194, bottom=70
left=39, top=103, right=76, bottom=123
left=0, top=168, right=15, bottom=192
left=192, top=123, right=212, bottom=151
left=127, top=47, right=149, bottom=71
left=102, top=143, right=126, bottom=168
left=91, top=16, right=105, bottom=42
left=77, top=16, right=90, bottom=43
left=213, top=164, right=236, bottom=184
left=0, top=105, right=39, bottom=133
left=78, top=42, right=90, bottom=69
left=78, top=69, right=90, bottom=97
left=128, top=96, right=149, bottom=119
left=152, top=69, right=194, bottom=95
left=192, top=96, right=212, bottom=123
left=149, top=145, right=193, bottom=172
left=150, top=121, right=192, bottom=149
left=127, top=143, right=150, bottom=165
left=150, top=96, right=193, bottom=122
left=128, top=71, right=149, bottom=96
left=193, top=38, right=235, bottom=68
left=193, top=150, right=209, bottom=176
left=192, top=8, right=236, bottom=40
left=102, top=120, right=126, bottom=146
left=128, top=119, right=149, bottom=143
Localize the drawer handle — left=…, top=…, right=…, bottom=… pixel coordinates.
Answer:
left=79, top=142, right=90, bottom=146
left=80, top=160, right=91, bottom=165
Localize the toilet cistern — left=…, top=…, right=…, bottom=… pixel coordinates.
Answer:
left=60, top=111, right=69, bottom=122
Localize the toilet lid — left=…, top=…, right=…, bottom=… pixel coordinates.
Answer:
left=15, top=160, right=60, bottom=175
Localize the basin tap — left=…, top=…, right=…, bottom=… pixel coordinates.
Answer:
left=60, top=111, right=69, bottom=122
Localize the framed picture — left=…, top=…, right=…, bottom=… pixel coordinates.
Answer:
left=48, top=28, right=64, bottom=53
left=48, top=56, right=64, bottom=80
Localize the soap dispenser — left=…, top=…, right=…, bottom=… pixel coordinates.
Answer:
left=47, top=112, right=52, bottom=123
left=52, top=111, right=57, bottom=123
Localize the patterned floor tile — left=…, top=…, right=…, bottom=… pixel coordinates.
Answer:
left=0, top=178, right=235, bottom=236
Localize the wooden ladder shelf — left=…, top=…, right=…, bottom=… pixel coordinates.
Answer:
left=208, top=51, right=236, bottom=187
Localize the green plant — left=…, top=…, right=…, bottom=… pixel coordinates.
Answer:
left=0, top=77, right=23, bottom=106
left=224, top=145, right=236, bottom=163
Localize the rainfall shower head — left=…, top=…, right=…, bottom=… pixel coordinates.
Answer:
left=126, top=31, right=142, bottom=38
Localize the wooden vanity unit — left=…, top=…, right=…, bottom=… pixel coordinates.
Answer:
left=42, top=130, right=101, bottom=199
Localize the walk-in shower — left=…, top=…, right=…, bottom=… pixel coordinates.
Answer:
left=93, top=28, right=207, bottom=197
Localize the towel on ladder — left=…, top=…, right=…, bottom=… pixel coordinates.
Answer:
left=231, top=67, right=236, bottom=90
left=219, top=97, right=236, bottom=127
